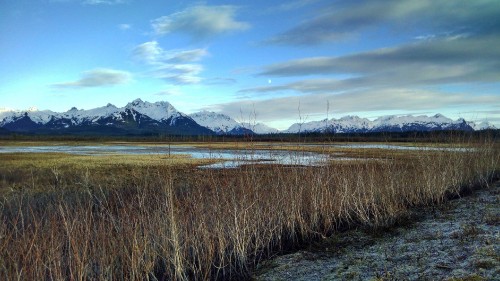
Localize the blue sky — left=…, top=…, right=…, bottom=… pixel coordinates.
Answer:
left=1, top=0, right=499, bottom=129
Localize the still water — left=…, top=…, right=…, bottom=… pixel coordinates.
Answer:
left=0, top=143, right=469, bottom=168
left=0, top=145, right=331, bottom=168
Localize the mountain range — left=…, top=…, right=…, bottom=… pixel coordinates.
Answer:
left=0, top=99, right=212, bottom=136
left=0, top=99, right=495, bottom=136
left=285, top=114, right=495, bottom=133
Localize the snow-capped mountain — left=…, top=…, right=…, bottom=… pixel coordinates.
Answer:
left=241, top=122, right=280, bottom=134
left=286, top=115, right=373, bottom=134
left=285, top=114, right=478, bottom=133
left=467, top=121, right=497, bottom=131
left=0, top=99, right=213, bottom=135
left=371, top=114, right=474, bottom=132
left=0, top=100, right=495, bottom=136
left=189, top=111, right=253, bottom=135
left=188, top=111, right=282, bottom=135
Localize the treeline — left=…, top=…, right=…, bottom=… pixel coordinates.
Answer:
left=0, top=129, right=498, bottom=143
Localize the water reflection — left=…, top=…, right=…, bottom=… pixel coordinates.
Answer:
left=0, top=143, right=470, bottom=168
left=0, top=145, right=330, bottom=168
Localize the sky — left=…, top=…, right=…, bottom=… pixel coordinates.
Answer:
left=1, top=0, right=500, bottom=130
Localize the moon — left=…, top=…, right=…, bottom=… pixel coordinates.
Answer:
left=268, top=79, right=272, bottom=84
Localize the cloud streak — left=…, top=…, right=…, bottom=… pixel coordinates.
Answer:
left=151, top=64, right=204, bottom=85
left=151, top=5, right=250, bottom=40
left=261, top=36, right=500, bottom=76
left=52, top=68, right=131, bottom=89
left=132, top=41, right=208, bottom=65
left=239, top=34, right=500, bottom=123
left=248, top=36, right=500, bottom=94
left=265, top=0, right=500, bottom=45
left=204, top=77, right=237, bottom=85
left=118, top=23, right=131, bottom=30
left=215, top=88, right=500, bottom=122
left=132, top=41, right=209, bottom=85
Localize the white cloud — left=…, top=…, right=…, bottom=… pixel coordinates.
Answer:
left=118, top=23, right=131, bottom=30
left=167, top=49, right=209, bottom=63
left=151, top=5, right=250, bottom=40
left=132, top=41, right=209, bottom=85
left=132, top=41, right=208, bottom=65
left=154, top=88, right=183, bottom=96
left=215, top=88, right=500, bottom=122
left=240, top=33, right=500, bottom=124
left=255, top=36, right=500, bottom=89
left=152, top=64, right=204, bottom=85
left=132, top=41, right=163, bottom=64
left=52, top=68, right=132, bottom=89
left=265, top=0, right=500, bottom=45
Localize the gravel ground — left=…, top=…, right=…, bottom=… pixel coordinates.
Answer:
left=253, top=182, right=500, bottom=281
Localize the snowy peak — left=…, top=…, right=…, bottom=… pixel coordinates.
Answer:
left=338, top=115, right=367, bottom=122
left=468, top=121, right=497, bottom=130
left=286, top=114, right=479, bottom=133
left=373, top=114, right=455, bottom=128
left=0, top=108, right=60, bottom=127
left=0, top=100, right=496, bottom=135
left=241, top=122, right=279, bottom=134
left=477, top=122, right=497, bottom=130
left=190, top=111, right=233, bottom=123
left=125, top=99, right=180, bottom=122
left=286, top=115, right=373, bottom=133
left=189, top=111, right=247, bottom=134
left=189, top=111, right=282, bottom=135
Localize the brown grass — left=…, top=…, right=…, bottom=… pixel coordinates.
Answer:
left=0, top=139, right=498, bottom=280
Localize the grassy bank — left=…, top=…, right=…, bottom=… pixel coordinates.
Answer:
left=0, top=140, right=498, bottom=280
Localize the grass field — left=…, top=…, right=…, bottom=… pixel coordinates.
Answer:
left=0, top=138, right=498, bottom=280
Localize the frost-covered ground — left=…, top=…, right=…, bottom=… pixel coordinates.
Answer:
left=254, top=182, right=500, bottom=281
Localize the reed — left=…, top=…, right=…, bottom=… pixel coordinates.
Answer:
left=0, top=139, right=498, bottom=280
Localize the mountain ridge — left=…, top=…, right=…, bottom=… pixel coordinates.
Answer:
left=285, top=113, right=495, bottom=134
left=0, top=99, right=213, bottom=136
left=0, top=99, right=496, bottom=135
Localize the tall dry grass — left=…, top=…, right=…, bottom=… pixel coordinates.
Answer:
left=0, top=140, right=498, bottom=280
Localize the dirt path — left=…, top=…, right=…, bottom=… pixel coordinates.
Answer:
left=253, top=183, right=500, bottom=281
